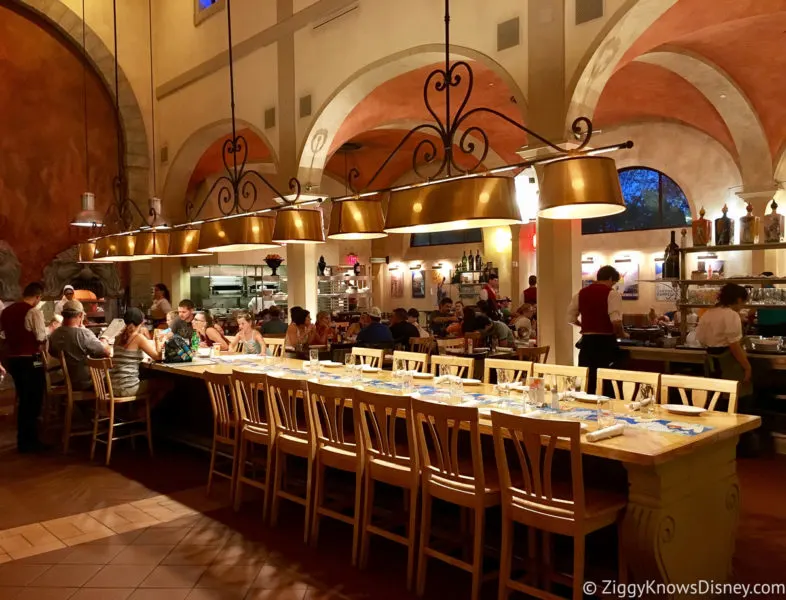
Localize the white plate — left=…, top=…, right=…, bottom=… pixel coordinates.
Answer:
left=461, top=378, right=482, bottom=386
left=319, top=360, right=342, bottom=367
left=412, top=372, right=434, bottom=379
left=570, top=392, right=609, bottom=404
left=662, top=404, right=707, bottom=416
left=361, top=365, right=381, bottom=373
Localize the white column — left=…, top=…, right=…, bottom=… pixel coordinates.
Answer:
left=286, top=245, right=318, bottom=316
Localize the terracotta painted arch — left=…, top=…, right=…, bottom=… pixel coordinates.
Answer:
left=162, top=119, right=278, bottom=223
left=297, top=43, right=528, bottom=191
left=13, top=0, right=150, bottom=203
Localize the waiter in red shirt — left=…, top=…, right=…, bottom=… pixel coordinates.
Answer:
left=480, top=274, right=499, bottom=303
left=567, top=266, right=627, bottom=394
left=0, top=282, right=47, bottom=453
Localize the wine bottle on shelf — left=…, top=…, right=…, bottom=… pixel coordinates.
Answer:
left=663, top=230, right=680, bottom=279
left=461, top=250, right=468, bottom=272
left=475, top=250, right=482, bottom=271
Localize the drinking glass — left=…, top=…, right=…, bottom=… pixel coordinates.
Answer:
left=439, top=363, right=452, bottom=379
left=345, top=352, right=355, bottom=373
left=310, top=347, right=320, bottom=365
left=526, top=377, right=544, bottom=408
left=496, top=369, right=511, bottom=405
left=403, top=369, right=414, bottom=394
left=449, top=377, right=464, bottom=405
left=393, top=358, right=406, bottom=390
left=597, top=398, right=616, bottom=429
left=638, top=383, right=657, bottom=421
left=563, top=376, right=576, bottom=401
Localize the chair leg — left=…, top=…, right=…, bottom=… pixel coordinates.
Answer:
left=229, top=438, right=239, bottom=505
left=145, top=398, right=154, bottom=458
left=573, top=535, right=586, bottom=600
left=105, top=403, right=115, bottom=466
left=270, top=447, right=283, bottom=528
left=62, top=400, right=73, bottom=454
left=416, top=492, right=433, bottom=597
left=310, top=460, right=325, bottom=548
left=470, top=508, right=485, bottom=600
left=543, top=532, right=553, bottom=593
left=617, top=516, right=628, bottom=583
left=303, top=455, right=315, bottom=545
left=351, top=465, right=363, bottom=567
left=359, top=472, right=374, bottom=571
left=262, top=442, right=274, bottom=523
left=234, top=438, right=247, bottom=512
left=90, top=402, right=100, bottom=462
left=406, top=483, right=418, bottom=592
left=207, top=436, right=218, bottom=497
left=498, top=515, right=512, bottom=600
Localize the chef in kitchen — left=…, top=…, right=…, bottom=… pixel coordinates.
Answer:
left=567, top=265, right=627, bottom=394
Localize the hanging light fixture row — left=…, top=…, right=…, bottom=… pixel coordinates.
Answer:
left=74, top=0, right=632, bottom=261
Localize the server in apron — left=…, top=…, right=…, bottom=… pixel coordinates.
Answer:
left=567, top=265, right=626, bottom=395
left=696, top=283, right=752, bottom=400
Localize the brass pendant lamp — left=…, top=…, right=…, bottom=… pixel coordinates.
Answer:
left=198, top=214, right=279, bottom=252
left=77, top=241, right=99, bottom=263
left=272, top=207, right=325, bottom=244
left=328, top=144, right=386, bottom=239
left=167, top=228, right=204, bottom=257
left=95, top=234, right=143, bottom=262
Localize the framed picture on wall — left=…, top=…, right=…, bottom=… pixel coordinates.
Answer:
left=614, top=259, right=639, bottom=300
left=411, top=270, right=426, bottom=298
left=581, top=258, right=597, bottom=288
left=655, top=259, right=677, bottom=302
left=390, top=271, right=404, bottom=298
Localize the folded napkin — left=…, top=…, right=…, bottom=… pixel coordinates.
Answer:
left=585, top=423, right=626, bottom=442
left=630, top=397, right=653, bottom=410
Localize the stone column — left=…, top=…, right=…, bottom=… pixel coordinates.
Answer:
left=528, top=0, right=580, bottom=364
left=737, top=188, right=780, bottom=275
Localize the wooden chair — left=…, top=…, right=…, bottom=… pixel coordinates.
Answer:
left=660, top=374, right=739, bottom=413
left=483, top=358, right=533, bottom=385
left=352, top=347, right=385, bottom=368
left=412, top=399, right=500, bottom=600
left=306, top=381, right=363, bottom=565
left=532, top=364, right=589, bottom=392
left=393, top=350, right=429, bottom=373
left=517, top=345, right=550, bottom=363
left=596, top=368, right=660, bottom=401
left=58, top=352, right=96, bottom=454
left=410, top=336, right=435, bottom=354
left=87, top=358, right=152, bottom=466
left=264, top=337, right=286, bottom=357
left=490, top=411, right=626, bottom=600
left=267, top=375, right=316, bottom=543
left=430, top=355, right=475, bottom=379
left=231, top=370, right=274, bottom=519
left=355, top=389, right=420, bottom=590
left=436, top=337, right=464, bottom=353
left=204, top=371, right=240, bottom=501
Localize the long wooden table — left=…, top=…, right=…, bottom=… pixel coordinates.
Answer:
left=152, top=356, right=760, bottom=596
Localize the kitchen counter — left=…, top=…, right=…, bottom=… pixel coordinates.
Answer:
left=619, top=342, right=786, bottom=371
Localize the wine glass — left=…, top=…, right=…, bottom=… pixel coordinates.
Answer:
left=597, top=398, right=616, bottom=429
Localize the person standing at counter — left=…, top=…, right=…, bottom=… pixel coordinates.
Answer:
left=523, top=275, right=537, bottom=305
left=150, top=284, right=172, bottom=326
left=479, top=274, right=499, bottom=303
left=696, top=283, right=752, bottom=392
left=54, top=285, right=75, bottom=316
left=567, top=266, right=626, bottom=394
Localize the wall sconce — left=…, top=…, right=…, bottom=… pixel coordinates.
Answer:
left=432, top=262, right=443, bottom=270
left=409, top=263, right=422, bottom=270
left=388, top=264, right=400, bottom=272
left=697, top=253, right=718, bottom=260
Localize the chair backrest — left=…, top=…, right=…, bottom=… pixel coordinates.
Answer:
left=87, top=357, right=114, bottom=414
left=231, top=370, right=269, bottom=432
left=410, top=336, right=434, bottom=354
left=352, top=347, right=385, bottom=368
left=392, top=350, right=429, bottom=373
left=264, top=338, right=286, bottom=357
left=596, top=368, right=660, bottom=401
left=266, top=375, right=313, bottom=443
left=430, top=355, right=475, bottom=378
left=204, top=371, right=238, bottom=439
left=58, top=352, right=74, bottom=396
left=517, top=345, right=550, bottom=363
left=490, top=410, right=584, bottom=531
left=532, top=363, right=588, bottom=391
left=354, top=388, right=418, bottom=476
left=436, top=338, right=464, bottom=351
left=660, top=374, right=738, bottom=413
left=412, top=399, right=485, bottom=498
left=306, top=381, right=357, bottom=455
left=483, top=358, right=533, bottom=385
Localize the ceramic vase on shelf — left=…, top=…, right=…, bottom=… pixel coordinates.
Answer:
left=763, top=200, right=785, bottom=243
left=663, top=230, right=680, bottom=279
left=691, top=207, right=711, bottom=246
left=714, top=204, right=735, bottom=246
left=739, top=203, right=759, bottom=245
left=317, top=255, right=326, bottom=276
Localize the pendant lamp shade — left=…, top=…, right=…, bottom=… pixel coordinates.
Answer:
left=77, top=242, right=98, bottom=263
left=536, top=156, right=626, bottom=219
left=272, top=207, right=325, bottom=244
left=95, top=234, right=143, bottom=262
left=168, top=228, right=205, bottom=257
left=384, top=176, right=521, bottom=233
left=134, top=231, right=171, bottom=258
left=198, top=215, right=278, bottom=253
left=71, top=192, right=104, bottom=228
left=328, top=199, right=387, bottom=240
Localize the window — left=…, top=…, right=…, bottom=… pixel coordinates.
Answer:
left=194, top=0, right=225, bottom=26
left=410, top=229, right=483, bottom=247
left=581, top=167, right=692, bottom=234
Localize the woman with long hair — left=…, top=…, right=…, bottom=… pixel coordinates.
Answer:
left=230, top=312, right=266, bottom=355
left=309, top=311, right=334, bottom=346
left=286, top=306, right=313, bottom=348
left=110, top=308, right=162, bottom=397
left=193, top=310, right=230, bottom=351
left=150, top=283, right=172, bottom=325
